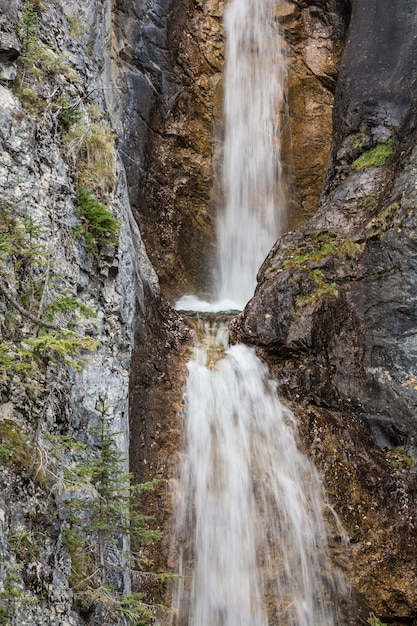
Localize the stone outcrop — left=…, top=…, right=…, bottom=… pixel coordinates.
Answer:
left=233, top=1, right=417, bottom=622
left=110, top=0, right=223, bottom=301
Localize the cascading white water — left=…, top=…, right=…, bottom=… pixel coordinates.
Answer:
left=170, top=325, right=338, bottom=626
left=216, top=0, right=285, bottom=309
left=175, top=0, right=285, bottom=313
left=170, top=1, right=342, bottom=624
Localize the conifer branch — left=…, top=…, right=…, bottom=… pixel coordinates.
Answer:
left=0, top=278, right=62, bottom=331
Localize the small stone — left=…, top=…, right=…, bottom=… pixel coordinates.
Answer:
left=276, top=2, right=297, bottom=20
left=0, top=62, right=16, bottom=82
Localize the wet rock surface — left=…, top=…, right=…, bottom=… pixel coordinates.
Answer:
left=233, top=0, right=417, bottom=621
left=128, top=289, right=191, bottom=606
left=329, top=0, right=417, bottom=186
left=110, top=0, right=223, bottom=300
left=296, top=403, right=417, bottom=625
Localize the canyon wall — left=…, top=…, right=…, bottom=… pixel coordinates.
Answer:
left=0, top=0, right=185, bottom=623
left=1, top=0, right=417, bottom=624
left=234, top=1, right=417, bottom=622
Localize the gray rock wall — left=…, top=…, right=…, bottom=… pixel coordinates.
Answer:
left=0, top=0, right=165, bottom=623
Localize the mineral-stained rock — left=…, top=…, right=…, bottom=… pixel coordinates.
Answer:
left=280, top=0, right=350, bottom=228
left=128, top=286, right=191, bottom=605
left=109, top=0, right=223, bottom=301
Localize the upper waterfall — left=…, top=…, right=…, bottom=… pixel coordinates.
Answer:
left=216, top=0, right=286, bottom=309
left=176, top=0, right=286, bottom=313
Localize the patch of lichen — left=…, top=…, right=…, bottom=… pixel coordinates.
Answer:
left=385, top=446, right=414, bottom=470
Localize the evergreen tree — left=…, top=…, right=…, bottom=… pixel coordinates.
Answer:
left=64, top=398, right=162, bottom=624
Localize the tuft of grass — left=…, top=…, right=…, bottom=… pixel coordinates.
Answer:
left=367, top=612, right=387, bottom=626
left=75, top=187, right=119, bottom=253
left=28, top=45, right=81, bottom=83
left=368, top=201, right=401, bottom=237
left=67, top=13, right=88, bottom=39
left=352, top=138, right=394, bottom=171
left=65, top=122, right=116, bottom=197
left=297, top=282, right=339, bottom=308
left=8, top=530, right=42, bottom=561
left=282, top=241, right=338, bottom=269
left=337, top=239, right=362, bottom=259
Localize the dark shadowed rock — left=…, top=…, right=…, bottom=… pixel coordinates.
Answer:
left=327, top=0, right=417, bottom=192
left=0, top=0, right=20, bottom=81
left=232, top=1, right=417, bottom=620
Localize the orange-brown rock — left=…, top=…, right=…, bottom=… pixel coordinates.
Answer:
left=279, top=1, right=349, bottom=228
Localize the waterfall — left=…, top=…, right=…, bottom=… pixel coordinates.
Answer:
left=176, top=0, right=285, bottom=313
left=170, top=325, right=338, bottom=626
left=170, top=1, right=342, bottom=624
left=217, top=0, right=285, bottom=309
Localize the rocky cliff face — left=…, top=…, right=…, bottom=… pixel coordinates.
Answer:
left=109, top=0, right=223, bottom=301
left=279, top=0, right=351, bottom=227
left=233, top=1, right=417, bottom=622
left=0, top=0, right=184, bottom=623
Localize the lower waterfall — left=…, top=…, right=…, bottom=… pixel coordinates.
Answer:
left=170, top=323, right=340, bottom=626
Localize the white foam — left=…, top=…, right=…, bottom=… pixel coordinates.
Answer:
left=175, top=294, right=242, bottom=313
